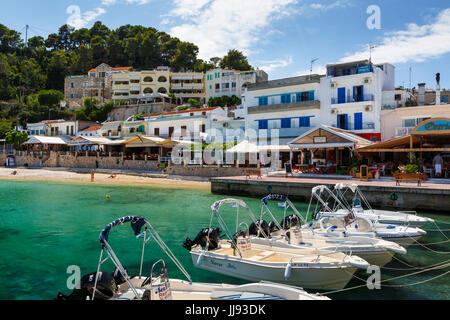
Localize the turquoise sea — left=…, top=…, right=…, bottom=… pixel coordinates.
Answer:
left=0, top=180, right=449, bottom=300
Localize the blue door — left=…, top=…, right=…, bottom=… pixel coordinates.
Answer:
left=338, top=87, right=346, bottom=104
left=354, top=112, right=363, bottom=130
left=337, top=114, right=348, bottom=130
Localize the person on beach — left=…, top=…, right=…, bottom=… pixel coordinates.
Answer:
left=10, top=170, right=17, bottom=176
left=433, top=153, right=444, bottom=178
left=91, top=169, right=95, bottom=182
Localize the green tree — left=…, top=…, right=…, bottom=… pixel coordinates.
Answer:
left=5, top=131, right=28, bottom=149
left=220, top=49, right=252, bottom=71
left=0, top=119, right=13, bottom=139
left=38, top=90, right=64, bottom=108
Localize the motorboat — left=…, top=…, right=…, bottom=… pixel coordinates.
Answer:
left=56, top=216, right=328, bottom=300
left=251, top=194, right=406, bottom=267
left=306, top=186, right=427, bottom=247
left=183, top=199, right=369, bottom=291
left=315, top=183, right=434, bottom=227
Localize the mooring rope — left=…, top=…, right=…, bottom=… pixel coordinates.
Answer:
left=407, top=235, right=450, bottom=254
left=431, top=220, right=450, bottom=241
left=321, top=261, right=450, bottom=296
left=381, top=253, right=449, bottom=271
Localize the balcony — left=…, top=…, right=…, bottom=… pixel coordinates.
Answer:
left=248, top=100, right=320, bottom=114
left=331, top=94, right=374, bottom=105
left=333, top=122, right=375, bottom=131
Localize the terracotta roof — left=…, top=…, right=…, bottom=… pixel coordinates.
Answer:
left=81, top=126, right=102, bottom=132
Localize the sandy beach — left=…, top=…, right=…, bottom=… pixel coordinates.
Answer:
left=0, top=168, right=210, bottom=191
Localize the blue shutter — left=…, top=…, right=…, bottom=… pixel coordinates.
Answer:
left=338, top=88, right=346, bottom=103
left=281, top=118, right=291, bottom=128
left=299, top=117, right=310, bottom=127
left=308, top=91, right=315, bottom=101
left=296, top=93, right=302, bottom=102
left=258, top=120, right=268, bottom=130
left=344, top=114, right=349, bottom=130
left=354, top=113, right=363, bottom=130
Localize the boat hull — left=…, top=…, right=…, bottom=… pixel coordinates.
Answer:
left=190, top=251, right=357, bottom=290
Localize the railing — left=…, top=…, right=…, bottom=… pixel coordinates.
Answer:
left=333, top=122, right=375, bottom=131
left=331, top=94, right=374, bottom=104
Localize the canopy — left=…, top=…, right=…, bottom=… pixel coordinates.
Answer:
left=25, top=136, right=69, bottom=145
left=261, top=194, right=288, bottom=205
left=123, top=135, right=166, bottom=148
left=258, top=145, right=291, bottom=152
left=226, top=140, right=258, bottom=153
left=68, top=136, right=115, bottom=146
left=101, top=122, right=122, bottom=131
left=99, top=216, right=147, bottom=244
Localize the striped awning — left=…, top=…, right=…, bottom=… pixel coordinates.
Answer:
left=123, top=122, right=145, bottom=128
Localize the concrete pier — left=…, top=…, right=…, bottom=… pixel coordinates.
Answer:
left=211, top=176, right=450, bottom=213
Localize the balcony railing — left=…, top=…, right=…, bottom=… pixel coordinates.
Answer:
left=331, top=94, right=374, bottom=104
left=333, top=122, right=375, bottom=131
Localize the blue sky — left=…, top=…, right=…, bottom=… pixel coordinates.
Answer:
left=2, top=0, right=450, bottom=89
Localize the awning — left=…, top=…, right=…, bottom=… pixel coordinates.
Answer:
left=101, top=122, right=122, bottom=131
left=124, top=136, right=166, bottom=148
left=122, top=122, right=145, bottom=128
left=25, top=136, right=69, bottom=145
left=159, top=139, right=197, bottom=148
left=226, top=141, right=259, bottom=153
left=258, top=145, right=291, bottom=152
left=68, top=136, right=115, bottom=146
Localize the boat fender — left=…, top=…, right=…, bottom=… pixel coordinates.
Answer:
left=327, top=225, right=338, bottom=233
left=284, top=263, right=292, bottom=280
left=196, top=253, right=205, bottom=266
left=387, top=225, right=396, bottom=229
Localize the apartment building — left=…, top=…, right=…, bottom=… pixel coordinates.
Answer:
left=318, top=60, right=396, bottom=142
left=27, top=120, right=79, bottom=137
left=206, top=68, right=268, bottom=102
left=64, top=63, right=132, bottom=109
left=244, top=75, right=323, bottom=145
left=111, top=67, right=206, bottom=105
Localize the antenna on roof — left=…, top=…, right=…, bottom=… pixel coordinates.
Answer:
left=369, top=44, right=377, bottom=64
left=310, top=58, right=318, bottom=80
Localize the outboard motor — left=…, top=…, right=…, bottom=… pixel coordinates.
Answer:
left=58, top=271, right=117, bottom=300
left=280, top=215, right=300, bottom=230
left=112, top=267, right=128, bottom=286
left=268, top=221, right=280, bottom=233
left=248, top=220, right=270, bottom=238
left=183, top=228, right=222, bottom=251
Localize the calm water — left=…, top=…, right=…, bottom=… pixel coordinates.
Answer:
left=0, top=180, right=449, bottom=300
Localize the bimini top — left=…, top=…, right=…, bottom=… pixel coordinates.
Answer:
left=99, top=216, right=147, bottom=244
left=261, top=194, right=288, bottom=205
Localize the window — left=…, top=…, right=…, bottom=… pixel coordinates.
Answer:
left=71, top=82, right=75, bottom=88
left=215, top=84, right=220, bottom=90
left=200, top=124, right=206, bottom=133
left=281, top=94, right=291, bottom=104
left=299, top=117, right=310, bottom=127
left=395, top=94, right=402, bottom=101
left=181, top=125, right=187, bottom=136
left=232, top=82, right=236, bottom=88
left=281, top=118, right=291, bottom=129
left=402, top=119, right=416, bottom=128
left=169, top=127, right=174, bottom=137
left=258, top=120, right=268, bottom=130
left=143, top=76, right=153, bottom=83
left=154, top=128, right=160, bottom=136
left=258, top=96, right=268, bottom=106
left=441, top=95, right=449, bottom=103
left=137, top=125, right=145, bottom=133
left=158, top=76, right=167, bottom=82
left=222, top=83, right=230, bottom=89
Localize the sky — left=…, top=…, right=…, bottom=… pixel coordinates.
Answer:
left=1, top=0, right=450, bottom=89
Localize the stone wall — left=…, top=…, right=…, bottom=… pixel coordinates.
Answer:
left=1, top=152, right=159, bottom=171
left=109, top=102, right=177, bottom=121
left=166, top=165, right=248, bottom=177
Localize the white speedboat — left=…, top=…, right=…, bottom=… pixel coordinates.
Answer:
left=316, top=183, right=434, bottom=227
left=183, top=199, right=369, bottom=291
left=56, top=216, right=327, bottom=300
left=306, top=185, right=427, bottom=247
left=252, top=194, right=406, bottom=267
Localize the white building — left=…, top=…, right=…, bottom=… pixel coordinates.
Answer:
left=206, top=68, right=268, bottom=102
left=78, top=125, right=102, bottom=137
left=244, top=75, right=323, bottom=145
left=27, top=120, right=78, bottom=137
left=318, top=60, right=396, bottom=142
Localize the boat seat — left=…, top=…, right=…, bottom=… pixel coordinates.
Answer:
left=247, top=250, right=276, bottom=261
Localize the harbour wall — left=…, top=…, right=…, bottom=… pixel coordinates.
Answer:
left=0, top=153, right=159, bottom=171
left=211, top=177, right=450, bottom=212
left=165, top=165, right=247, bottom=177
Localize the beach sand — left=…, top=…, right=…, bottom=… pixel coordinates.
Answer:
left=0, top=168, right=210, bottom=191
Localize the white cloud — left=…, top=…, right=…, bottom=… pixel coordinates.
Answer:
left=340, top=8, right=450, bottom=64
left=167, top=0, right=299, bottom=60
left=295, top=64, right=327, bottom=77
left=66, top=6, right=107, bottom=29
left=259, top=57, right=293, bottom=73
left=310, top=0, right=351, bottom=11
left=102, top=0, right=151, bottom=6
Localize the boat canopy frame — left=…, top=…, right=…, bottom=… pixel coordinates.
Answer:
left=209, top=199, right=268, bottom=258
left=92, top=216, right=192, bottom=300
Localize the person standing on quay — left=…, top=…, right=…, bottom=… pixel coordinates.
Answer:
left=433, top=152, right=443, bottom=178
left=91, top=169, right=95, bottom=182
